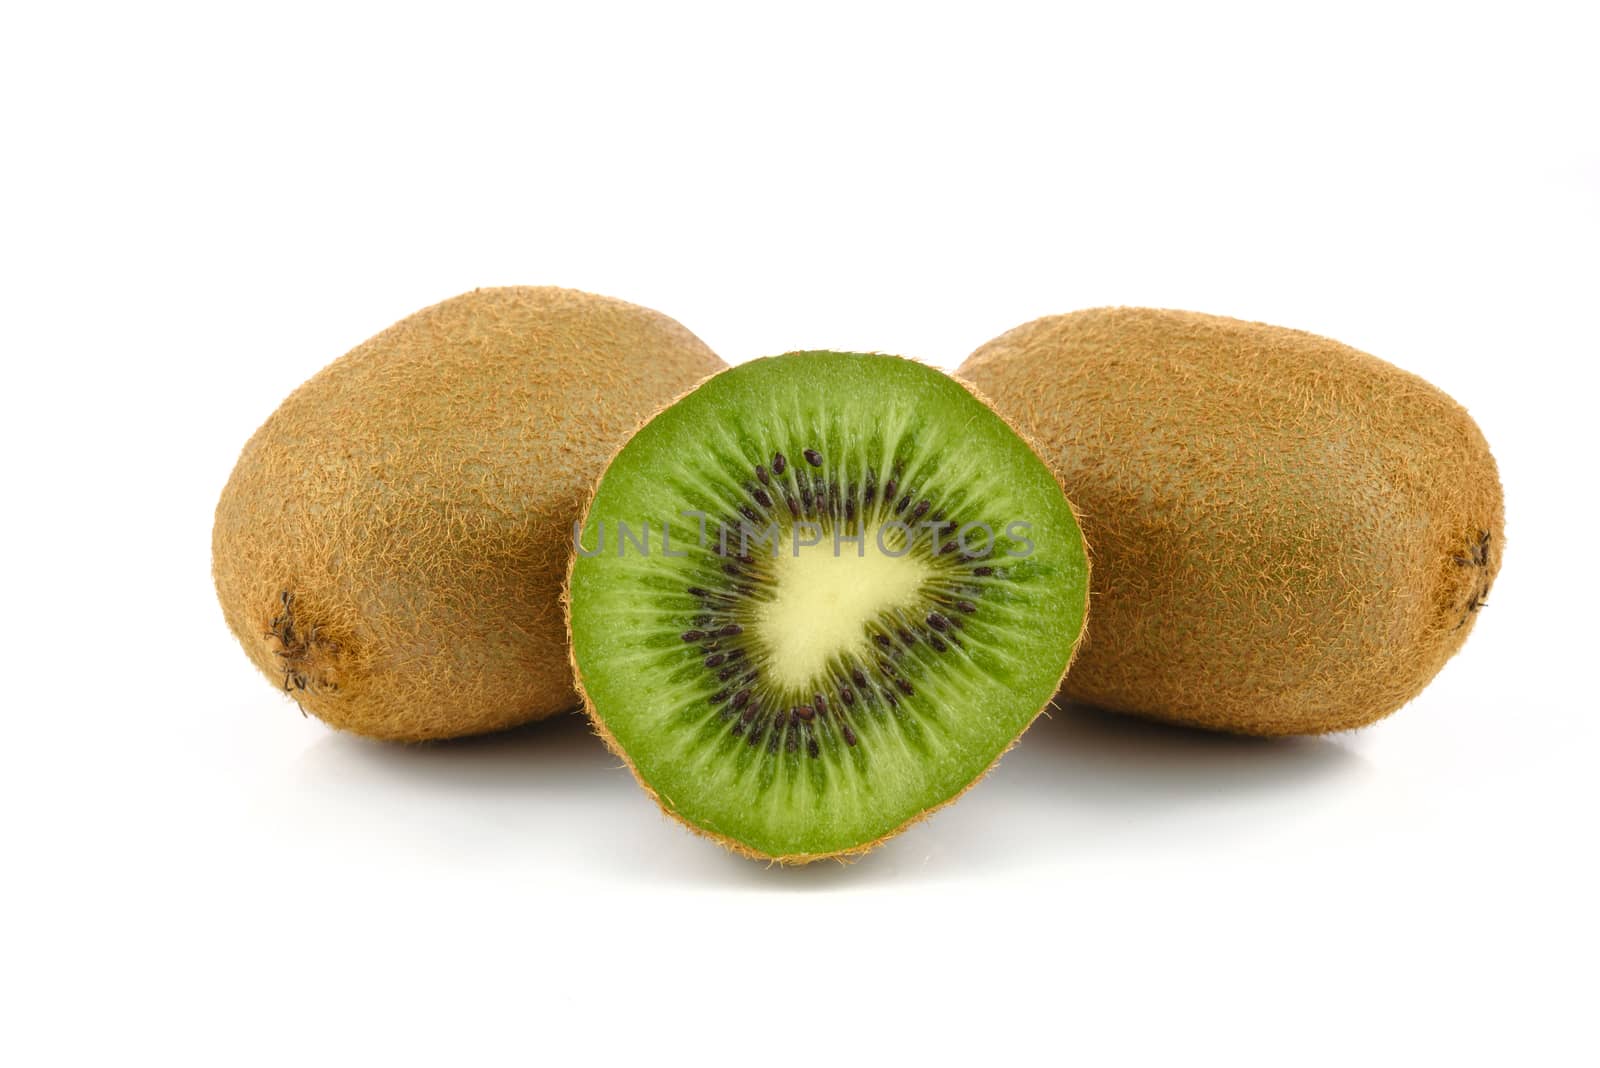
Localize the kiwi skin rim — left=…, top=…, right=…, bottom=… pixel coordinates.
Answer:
left=560, top=354, right=1092, bottom=866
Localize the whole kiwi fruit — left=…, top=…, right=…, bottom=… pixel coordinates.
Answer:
left=213, top=286, right=724, bottom=741
left=960, top=307, right=1503, bottom=736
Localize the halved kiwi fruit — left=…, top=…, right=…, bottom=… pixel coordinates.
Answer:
left=566, top=352, right=1089, bottom=862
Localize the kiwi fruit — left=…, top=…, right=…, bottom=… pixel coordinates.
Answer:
left=960, top=307, right=1503, bottom=736
left=565, top=352, right=1089, bottom=862
left=213, top=286, right=724, bottom=741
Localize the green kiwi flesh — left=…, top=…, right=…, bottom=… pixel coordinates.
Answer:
left=567, top=352, right=1089, bottom=862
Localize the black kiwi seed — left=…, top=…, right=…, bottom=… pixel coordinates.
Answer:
left=804, top=448, right=823, bottom=467
left=687, top=587, right=710, bottom=598
left=718, top=666, right=739, bottom=681
left=911, top=499, right=931, bottom=521
left=897, top=627, right=915, bottom=645
left=717, top=624, right=743, bottom=637
left=723, top=563, right=741, bottom=576
left=895, top=677, right=915, bottom=696
left=710, top=689, right=729, bottom=704
left=883, top=478, right=897, bottom=500
left=756, top=465, right=769, bottom=485
left=841, top=724, right=858, bottom=747
left=704, top=653, right=727, bottom=668
left=926, top=612, right=950, bottom=632
left=739, top=504, right=760, bottom=522
left=795, top=703, right=815, bottom=721
left=752, top=487, right=773, bottom=508
left=807, top=738, right=820, bottom=758
left=773, top=710, right=788, bottom=729
left=772, top=451, right=787, bottom=475
left=874, top=633, right=893, bottom=650
left=785, top=494, right=800, bottom=516
left=786, top=731, right=798, bottom=753
left=840, top=686, right=855, bottom=705
left=895, top=494, right=911, bottom=514
left=955, top=600, right=977, bottom=614
left=814, top=694, right=828, bottom=715
left=929, top=634, right=949, bottom=653
left=852, top=667, right=869, bottom=688
left=973, top=566, right=994, bottom=576
left=732, top=689, right=751, bottom=709
left=681, top=629, right=706, bottom=642
left=741, top=703, right=758, bottom=723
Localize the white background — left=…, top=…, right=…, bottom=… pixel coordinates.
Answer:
left=3, top=3, right=1596, bottom=1065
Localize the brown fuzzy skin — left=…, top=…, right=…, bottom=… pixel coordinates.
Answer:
left=213, top=287, right=724, bottom=741
left=960, top=308, right=1503, bottom=737
left=562, top=361, right=1090, bottom=863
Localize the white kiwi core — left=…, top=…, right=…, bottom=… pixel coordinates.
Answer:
left=753, top=524, right=931, bottom=691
